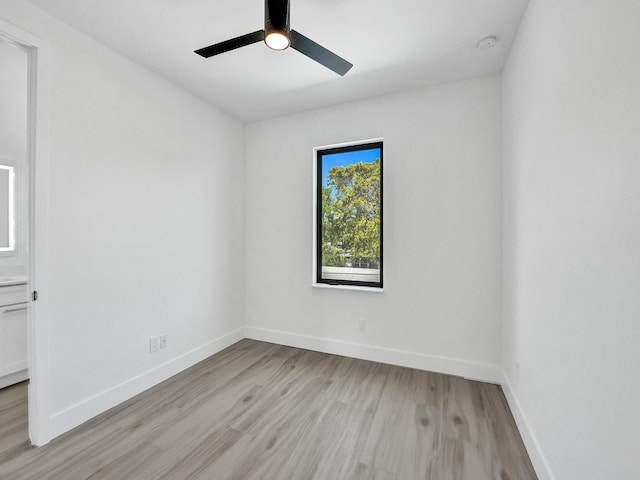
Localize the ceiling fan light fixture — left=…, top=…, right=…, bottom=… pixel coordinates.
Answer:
left=265, top=29, right=290, bottom=50
left=194, top=0, right=353, bottom=76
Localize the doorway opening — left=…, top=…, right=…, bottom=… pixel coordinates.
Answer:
left=0, top=18, right=51, bottom=447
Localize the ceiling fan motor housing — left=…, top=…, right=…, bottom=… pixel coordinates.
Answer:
left=265, top=0, right=290, bottom=37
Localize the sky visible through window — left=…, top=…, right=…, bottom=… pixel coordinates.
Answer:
left=322, top=148, right=381, bottom=187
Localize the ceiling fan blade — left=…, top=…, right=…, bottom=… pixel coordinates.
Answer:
left=290, top=30, right=353, bottom=76
left=195, top=30, right=265, bottom=58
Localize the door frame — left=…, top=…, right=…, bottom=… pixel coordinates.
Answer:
left=0, top=18, right=52, bottom=446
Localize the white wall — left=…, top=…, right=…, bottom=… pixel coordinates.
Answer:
left=245, top=75, right=503, bottom=381
left=502, top=1, right=640, bottom=479
left=1, top=0, right=245, bottom=440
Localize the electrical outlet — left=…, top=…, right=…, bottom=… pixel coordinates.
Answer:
left=160, top=334, right=167, bottom=349
left=149, top=336, right=159, bottom=353
left=358, top=318, right=367, bottom=333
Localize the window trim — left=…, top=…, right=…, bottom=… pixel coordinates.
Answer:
left=312, top=138, right=383, bottom=291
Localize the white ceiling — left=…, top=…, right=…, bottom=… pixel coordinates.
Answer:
left=26, top=0, right=529, bottom=122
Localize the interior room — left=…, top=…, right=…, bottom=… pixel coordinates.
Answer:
left=0, top=0, right=638, bottom=479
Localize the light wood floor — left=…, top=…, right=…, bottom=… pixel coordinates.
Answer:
left=0, top=339, right=537, bottom=479
left=0, top=380, right=30, bottom=467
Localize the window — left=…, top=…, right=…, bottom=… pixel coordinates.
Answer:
left=314, top=140, right=383, bottom=289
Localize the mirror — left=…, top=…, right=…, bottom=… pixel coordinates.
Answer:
left=0, top=164, right=15, bottom=252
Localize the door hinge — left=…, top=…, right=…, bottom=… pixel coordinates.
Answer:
left=32, top=290, right=38, bottom=302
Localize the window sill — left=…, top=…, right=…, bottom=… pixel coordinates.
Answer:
left=312, top=283, right=384, bottom=293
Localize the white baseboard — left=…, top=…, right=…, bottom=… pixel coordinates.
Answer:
left=245, top=326, right=502, bottom=384
left=48, top=328, right=244, bottom=440
left=501, top=371, right=556, bottom=480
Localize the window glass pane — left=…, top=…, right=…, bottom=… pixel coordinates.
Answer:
left=317, top=142, right=382, bottom=287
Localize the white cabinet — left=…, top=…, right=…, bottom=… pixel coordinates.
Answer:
left=0, top=282, right=28, bottom=389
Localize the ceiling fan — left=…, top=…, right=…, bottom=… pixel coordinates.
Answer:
left=194, top=0, right=353, bottom=76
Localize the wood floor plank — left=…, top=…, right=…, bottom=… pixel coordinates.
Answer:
left=84, top=441, right=165, bottom=480
left=350, top=462, right=396, bottom=480
left=0, top=339, right=537, bottom=480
